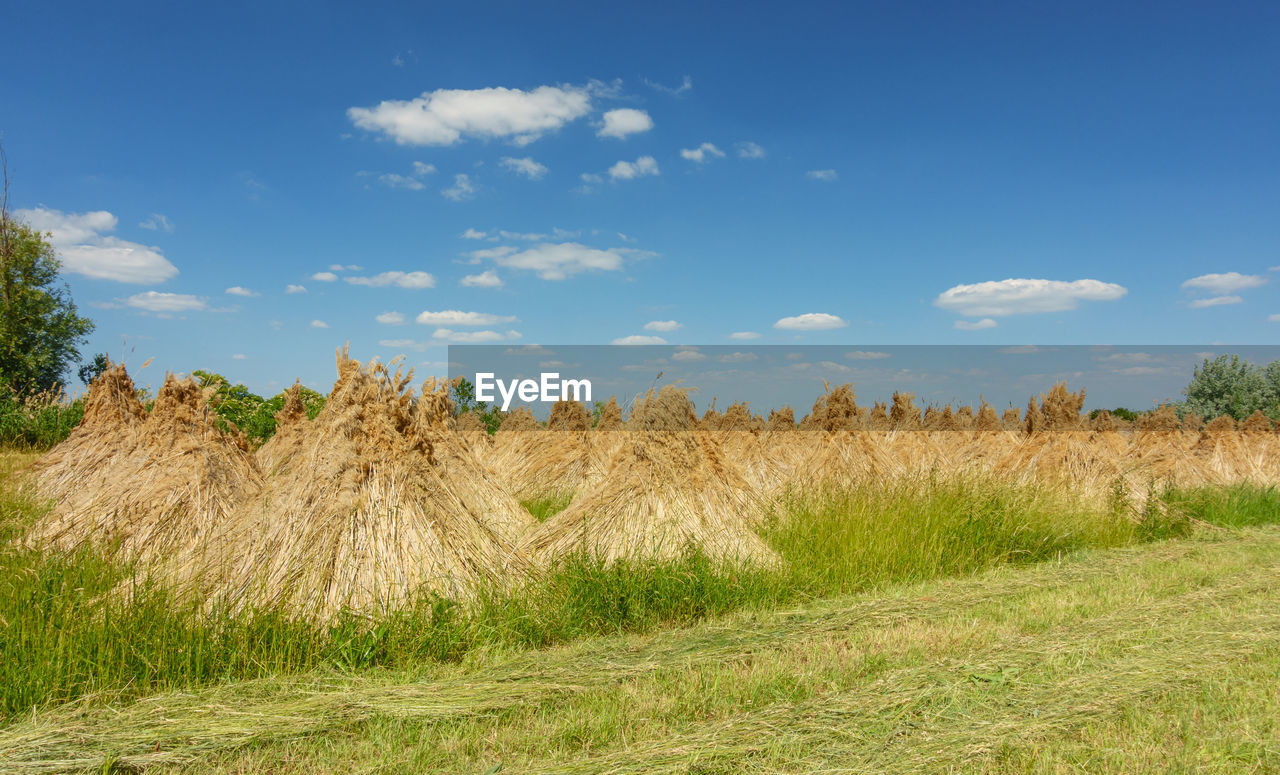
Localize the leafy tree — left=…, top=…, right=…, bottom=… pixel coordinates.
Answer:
left=450, top=376, right=502, bottom=433
left=0, top=146, right=95, bottom=396
left=1182, top=354, right=1278, bottom=421
left=193, top=370, right=325, bottom=443
left=77, top=353, right=110, bottom=386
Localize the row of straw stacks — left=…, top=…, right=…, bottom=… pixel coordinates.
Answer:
left=18, top=353, right=1280, bottom=621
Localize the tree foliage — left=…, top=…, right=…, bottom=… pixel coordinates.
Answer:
left=0, top=150, right=95, bottom=396
left=450, top=376, right=503, bottom=433
left=1183, top=354, right=1280, bottom=421
left=193, top=370, right=326, bottom=444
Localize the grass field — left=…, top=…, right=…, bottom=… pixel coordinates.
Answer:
left=2, top=449, right=1279, bottom=772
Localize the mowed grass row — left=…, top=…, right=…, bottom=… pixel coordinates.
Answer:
left=1, top=448, right=1278, bottom=723
left=4, top=524, right=1278, bottom=773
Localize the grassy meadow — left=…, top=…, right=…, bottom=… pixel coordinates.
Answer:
left=2, top=447, right=1279, bottom=771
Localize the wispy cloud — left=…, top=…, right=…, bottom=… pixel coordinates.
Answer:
left=500, top=156, right=548, bottom=180
left=680, top=143, right=725, bottom=163
left=805, top=169, right=838, bottom=181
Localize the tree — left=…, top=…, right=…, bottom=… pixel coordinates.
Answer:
left=0, top=143, right=95, bottom=396
left=78, top=353, right=110, bottom=386
left=1182, top=354, right=1277, bottom=421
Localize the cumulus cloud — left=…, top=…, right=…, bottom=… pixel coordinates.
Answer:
left=954, top=318, right=998, bottom=330
left=285, top=284, right=307, bottom=294
left=479, top=242, right=630, bottom=280
left=608, top=156, right=660, bottom=180
left=138, top=213, right=174, bottom=232
left=225, top=286, right=259, bottom=297
left=415, top=310, right=517, bottom=326
left=774, top=313, right=848, bottom=331
left=644, top=320, right=682, bottom=332
left=934, top=278, right=1127, bottom=317
left=597, top=108, right=654, bottom=139
left=736, top=142, right=766, bottom=159
left=729, top=331, right=761, bottom=340
left=310, top=320, right=329, bottom=328
left=123, top=291, right=206, bottom=313
left=1181, top=272, right=1266, bottom=294
left=16, top=207, right=179, bottom=284
left=805, top=169, right=838, bottom=181
left=461, top=228, right=488, bottom=240
left=460, top=269, right=503, bottom=288
left=311, top=271, right=339, bottom=282
left=1188, top=295, right=1243, bottom=308
left=344, top=271, right=436, bottom=289
left=680, top=143, right=725, bottom=163
left=671, top=347, right=706, bottom=362
left=612, top=335, right=667, bottom=345
left=500, top=156, right=548, bottom=180
left=374, top=173, right=426, bottom=191
left=376, top=311, right=406, bottom=325
left=348, top=84, right=593, bottom=146
left=442, top=173, right=477, bottom=201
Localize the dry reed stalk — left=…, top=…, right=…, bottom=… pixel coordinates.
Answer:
left=27, top=372, right=263, bottom=565
left=255, top=380, right=309, bottom=476
left=169, top=350, right=534, bottom=621
left=522, top=386, right=777, bottom=567
left=487, top=399, right=606, bottom=503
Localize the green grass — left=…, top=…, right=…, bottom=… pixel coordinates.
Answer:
left=3, top=525, right=1278, bottom=773
left=521, top=492, right=574, bottom=522
left=0, top=393, right=83, bottom=450
left=2, top=449, right=1277, bottom=742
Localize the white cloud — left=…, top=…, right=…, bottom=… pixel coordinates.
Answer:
left=845, top=351, right=891, bottom=360
left=500, top=156, right=548, bottom=180
left=482, top=242, right=630, bottom=280
left=1269, top=314, right=1280, bottom=322
left=680, top=143, right=725, bottom=163
left=597, top=108, right=654, bottom=139
left=311, top=271, right=339, bottom=282
left=443, top=173, right=477, bottom=201
left=461, top=228, right=488, bottom=240
left=431, top=328, right=520, bottom=344
left=415, top=310, right=517, bottom=326
left=497, top=230, right=548, bottom=241
left=376, top=311, right=406, bottom=325
left=375, top=173, right=425, bottom=191
left=138, top=213, right=174, bottom=232
left=719, top=352, right=758, bottom=363
left=612, top=335, right=667, bottom=345
left=608, top=156, right=660, bottom=181
left=580, top=173, right=603, bottom=184
left=934, top=278, right=1128, bottom=317
left=806, top=169, right=838, bottom=181
left=348, top=84, right=593, bottom=146
left=460, top=269, right=503, bottom=288
left=1188, top=295, right=1243, bottom=308
left=729, top=331, right=761, bottom=340
left=644, top=320, right=682, bottom=332
left=285, top=284, right=307, bottom=294
left=328, top=264, right=361, bottom=271
left=671, top=347, right=706, bottom=362
left=736, top=142, right=766, bottom=159
left=311, top=320, right=329, bottom=329
left=1181, top=272, right=1266, bottom=294
left=16, top=207, right=179, bottom=284
left=774, top=312, right=848, bottom=331
left=345, top=271, right=437, bottom=289
left=954, top=318, right=998, bottom=330
left=225, top=286, right=259, bottom=297
left=412, top=162, right=435, bottom=176
left=124, top=291, right=206, bottom=313
left=644, top=76, right=692, bottom=96
left=232, top=353, right=247, bottom=360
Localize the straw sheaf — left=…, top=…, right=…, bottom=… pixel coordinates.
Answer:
left=26, top=362, right=147, bottom=504
left=547, top=399, right=592, bottom=432
left=255, top=380, right=310, bottom=476
left=766, top=406, right=796, bottom=431
left=594, top=396, right=625, bottom=431
left=488, top=400, right=605, bottom=503
left=523, top=386, right=776, bottom=567
left=27, top=372, right=263, bottom=565
left=173, top=353, right=534, bottom=620
left=889, top=392, right=921, bottom=431
left=1191, top=415, right=1274, bottom=483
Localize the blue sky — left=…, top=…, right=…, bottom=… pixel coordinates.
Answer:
left=4, top=1, right=1279, bottom=398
